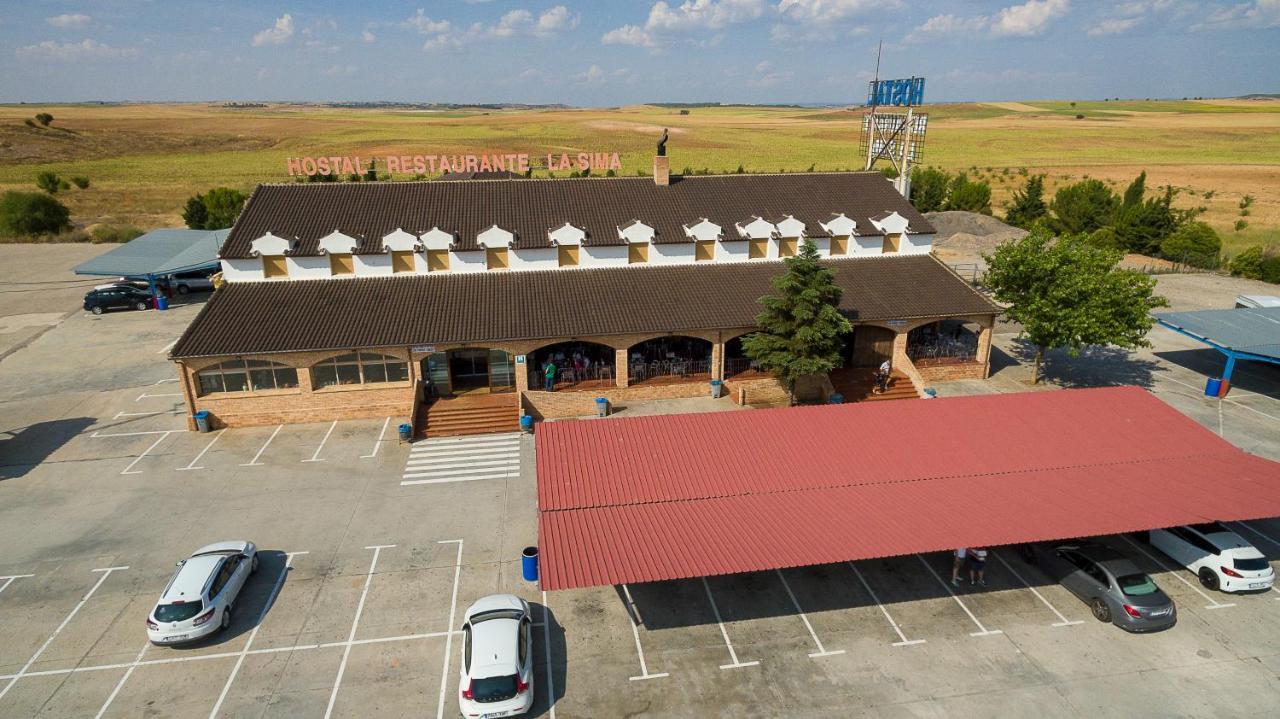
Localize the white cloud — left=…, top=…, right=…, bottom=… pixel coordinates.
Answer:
left=410, top=5, right=576, bottom=51
left=750, top=59, right=793, bottom=86
left=991, top=0, right=1071, bottom=37
left=647, top=0, right=766, bottom=31
left=322, top=64, right=357, bottom=78
left=775, top=0, right=888, bottom=24
left=46, top=13, right=91, bottom=28
left=1087, top=16, right=1141, bottom=35
left=360, top=29, right=376, bottom=43
left=602, top=24, right=657, bottom=47
left=1194, top=0, right=1280, bottom=29
left=576, top=64, right=606, bottom=85
left=402, top=9, right=451, bottom=35
left=252, top=14, right=294, bottom=46
left=535, top=6, right=579, bottom=35
left=15, top=38, right=138, bottom=62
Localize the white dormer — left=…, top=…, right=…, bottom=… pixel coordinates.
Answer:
left=250, top=232, right=293, bottom=257
left=869, top=211, right=911, bottom=235
left=684, top=218, right=723, bottom=242
left=735, top=216, right=777, bottom=240
left=381, top=228, right=421, bottom=252
left=618, top=219, right=655, bottom=244
left=317, top=230, right=358, bottom=256
left=420, top=227, right=454, bottom=251
left=776, top=215, right=806, bottom=238
left=820, top=213, right=859, bottom=237
left=477, top=225, right=515, bottom=249
left=548, top=222, right=586, bottom=246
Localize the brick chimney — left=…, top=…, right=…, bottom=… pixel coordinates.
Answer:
left=653, top=154, right=670, bottom=187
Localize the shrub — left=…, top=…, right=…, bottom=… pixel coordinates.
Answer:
left=944, top=174, right=992, bottom=214
left=1235, top=219, right=1249, bottom=231
left=34, top=113, right=53, bottom=126
left=1159, top=221, right=1221, bottom=268
left=1049, top=179, right=1118, bottom=235
left=0, top=191, right=72, bottom=236
left=70, top=176, right=90, bottom=189
left=1075, top=114, right=1085, bottom=119
left=879, top=166, right=899, bottom=179
left=90, top=224, right=144, bottom=244
left=183, top=187, right=246, bottom=230
left=908, top=167, right=948, bottom=213
left=36, top=171, right=62, bottom=194
left=1229, top=245, right=1265, bottom=279
left=1086, top=227, right=1122, bottom=250
left=1263, top=255, right=1280, bottom=284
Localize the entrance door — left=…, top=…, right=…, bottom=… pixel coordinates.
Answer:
left=850, top=326, right=895, bottom=367
left=449, top=349, right=490, bottom=392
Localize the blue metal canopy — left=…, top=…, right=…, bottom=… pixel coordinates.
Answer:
left=1156, top=307, right=1280, bottom=385
left=72, top=228, right=226, bottom=279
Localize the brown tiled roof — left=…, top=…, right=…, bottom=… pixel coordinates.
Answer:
left=219, top=172, right=935, bottom=258
left=172, top=255, right=996, bottom=359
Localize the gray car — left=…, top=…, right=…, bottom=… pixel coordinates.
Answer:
left=1037, top=542, right=1176, bottom=632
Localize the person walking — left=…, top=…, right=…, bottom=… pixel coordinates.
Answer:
left=876, top=358, right=891, bottom=394
left=969, top=548, right=989, bottom=587
left=543, top=361, right=557, bottom=392
left=951, top=548, right=967, bottom=587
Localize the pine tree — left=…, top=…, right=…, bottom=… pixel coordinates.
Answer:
left=1004, top=174, right=1047, bottom=228
left=1122, top=171, right=1146, bottom=208
left=741, top=240, right=852, bottom=399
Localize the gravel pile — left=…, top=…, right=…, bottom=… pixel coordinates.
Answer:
left=926, top=211, right=1028, bottom=259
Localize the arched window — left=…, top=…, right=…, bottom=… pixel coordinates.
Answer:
left=312, top=351, right=409, bottom=389
left=197, top=359, right=298, bottom=396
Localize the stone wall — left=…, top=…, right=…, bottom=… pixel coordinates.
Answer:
left=522, top=380, right=711, bottom=420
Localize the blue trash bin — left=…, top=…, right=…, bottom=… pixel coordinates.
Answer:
left=1205, top=377, right=1222, bottom=398
left=520, top=415, right=534, bottom=433
left=194, top=410, right=211, bottom=433
left=521, top=546, right=539, bottom=583
left=710, top=379, right=724, bottom=398
left=397, top=423, right=412, bottom=442
left=827, top=393, right=844, bottom=404
left=155, top=295, right=169, bottom=311
left=594, top=397, right=609, bottom=418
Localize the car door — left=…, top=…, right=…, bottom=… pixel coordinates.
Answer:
left=1179, top=527, right=1219, bottom=573
left=1081, top=560, right=1111, bottom=599
left=220, top=555, right=245, bottom=603
left=207, top=558, right=232, bottom=607
left=1056, top=551, right=1092, bottom=600
left=226, top=555, right=251, bottom=600
left=100, top=290, right=122, bottom=309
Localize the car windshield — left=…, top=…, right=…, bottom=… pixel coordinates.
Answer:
left=471, top=608, right=524, bottom=624
left=154, top=601, right=203, bottom=622
left=471, top=675, right=518, bottom=703
left=1234, top=556, right=1271, bottom=572
left=1117, top=574, right=1159, bottom=597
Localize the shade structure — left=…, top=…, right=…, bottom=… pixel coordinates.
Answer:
left=73, top=228, right=226, bottom=278
left=1156, top=307, right=1280, bottom=362
left=536, top=386, right=1280, bottom=591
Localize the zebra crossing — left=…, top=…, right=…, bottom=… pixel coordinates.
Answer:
left=401, top=432, right=522, bottom=485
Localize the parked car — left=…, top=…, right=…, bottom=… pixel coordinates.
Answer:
left=458, top=594, right=534, bottom=719
left=1145, top=522, right=1275, bottom=593
left=1037, top=542, right=1176, bottom=632
left=84, top=286, right=154, bottom=315
left=168, top=269, right=215, bottom=295
left=146, top=540, right=259, bottom=645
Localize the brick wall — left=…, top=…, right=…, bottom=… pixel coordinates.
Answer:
left=194, top=385, right=413, bottom=429
left=522, top=380, right=711, bottom=419
left=916, top=361, right=987, bottom=383
left=724, top=376, right=789, bottom=408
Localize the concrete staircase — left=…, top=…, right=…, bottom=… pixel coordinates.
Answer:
left=829, top=368, right=919, bottom=403
left=417, top=392, right=521, bottom=439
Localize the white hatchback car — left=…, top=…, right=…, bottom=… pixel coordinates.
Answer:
left=1147, top=523, right=1275, bottom=593
left=146, top=540, right=259, bottom=645
left=458, top=594, right=534, bottom=719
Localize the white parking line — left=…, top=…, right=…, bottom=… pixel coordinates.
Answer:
left=916, top=555, right=1002, bottom=637
left=210, top=551, right=307, bottom=718
left=620, top=584, right=668, bottom=681
left=94, top=641, right=149, bottom=719
left=700, top=577, right=759, bottom=670
left=241, top=425, right=282, bottom=467
left=775, top=570, right=845, bottom=659
left=114, top=409, right=183, bottom=418
left=360, top=417, right=392, bottom=459
left=1120, top=536, right=1236, bottom=610
left=326, top=544, right=394, bottom=719
left=0, top=574, right=34, bottom=597
left=90, top=429, right=175, bottom=438
left=845, top=563, right=925, bottom=646
left=541, top=590, right=557, bottom=719
left=176, top=429, right=224, bottom=471
left=0, top=566, right=127, bottom=702
left=121, top=432, right=176, bottom=475
left=436, top=539, right=464, bottom=719
left=303, top=421, right=338, bottom=463
left=135, top=392, right=182, bottom=401
left=1161, top=374, right=1280, bottom=424
left=989, top=550, right=1083, bottom=627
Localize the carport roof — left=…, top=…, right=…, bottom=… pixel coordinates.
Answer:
left=536, top=386, right=1280, bottom=591
left=1156, top=307, right=1280, bottom=361
left=73, top=228, right=226, bottom=278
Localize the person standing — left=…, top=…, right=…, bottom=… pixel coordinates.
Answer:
left=951, top=548, right=967, bottom=587
left=969, top=548, right=989, bottom=587
left=876, top=358, right=892, bottom=394
left=543, top=361, right=557, bottom=392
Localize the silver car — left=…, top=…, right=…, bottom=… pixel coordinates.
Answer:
left=146, top=540, right=258, bottom=645
left=1037, top=542, right=1176, bottom=632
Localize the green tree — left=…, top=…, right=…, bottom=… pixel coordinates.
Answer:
left=1263, top=255, right=1280, bottom=284
left=196, top=187, right=247, bottom=229
left=1228, top=245, right=1266, bottom=280
left=36, top=171, right=62, bottom=194
left=182, top=195, right=209, bottom=229
left=1121, top=171, right=1146, bottom=208
left=982, top=229, right=1168, bottom=384
left=1049, top=179, right=1118, bottom=235
left=909, top=167, right=948, bottom=213
left=34, top=112, right=53, bottom=126
left=1113, top=185, right=1179, bottom=255
left=1004, top=174, right=1047, bottom=228
left=0, top=191, right=72, bottom=236
left=70, top=176, right=90, bottom=189
left=741, top=240, right=852, bottom=399
left=943, top=174, right=992, bottom=214
left=1160, top=221, right=1221, bottom=268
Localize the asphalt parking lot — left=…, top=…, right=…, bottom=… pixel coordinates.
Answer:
left=3, top=257, right=1280, bottom=717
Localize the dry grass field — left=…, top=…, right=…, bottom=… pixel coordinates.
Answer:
left=0, top=99, right=1276, bottom=253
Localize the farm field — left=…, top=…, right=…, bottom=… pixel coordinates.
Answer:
left=0, top=99, right=1277, bottom=253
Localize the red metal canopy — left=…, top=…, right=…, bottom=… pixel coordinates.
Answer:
left=536, top=386, right=1280, bottom=590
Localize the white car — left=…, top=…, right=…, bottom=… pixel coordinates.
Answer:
left=1147, top=523, right=1275, bottom=593
left=458, top=594, right=534, bottom=719
left=146, top=540, right=259, bottom=645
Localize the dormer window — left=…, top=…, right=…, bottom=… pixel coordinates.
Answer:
left=391, top=251, right=415, bottom=273
left=330, top=253, right=354, bottom=275
left=250, top=232, right=293, bottom=280
left=628, top=244, right=648, bottom=264
left=558, top=246, right=580, bottom=267
left=263, top=256, right=288, bottom=279
left=487, top=248, right=509, bottom=270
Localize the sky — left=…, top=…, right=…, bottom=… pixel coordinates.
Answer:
left=1, top=1, right=1277, bottom=105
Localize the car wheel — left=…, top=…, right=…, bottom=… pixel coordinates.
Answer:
left=1090, top=598, right=1111, bottom=623
left=1199, top=568, right=1220, bottom=591
left=134, top=301, right=149, bottom=311
left=251, top=555, right=259, bottom=573
left=91, top=306, right=104, bottom=315
left=177, top=284, right=190, bottom=295
left=220, top=607, right=233, bottom=630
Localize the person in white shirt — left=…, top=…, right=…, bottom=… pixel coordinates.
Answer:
left=876, top=359, right=891, bottom=394
left=951, top=548, right=967, bottom=587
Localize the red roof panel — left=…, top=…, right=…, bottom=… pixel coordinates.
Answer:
left=536, top=386, right=1280, bottom=590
